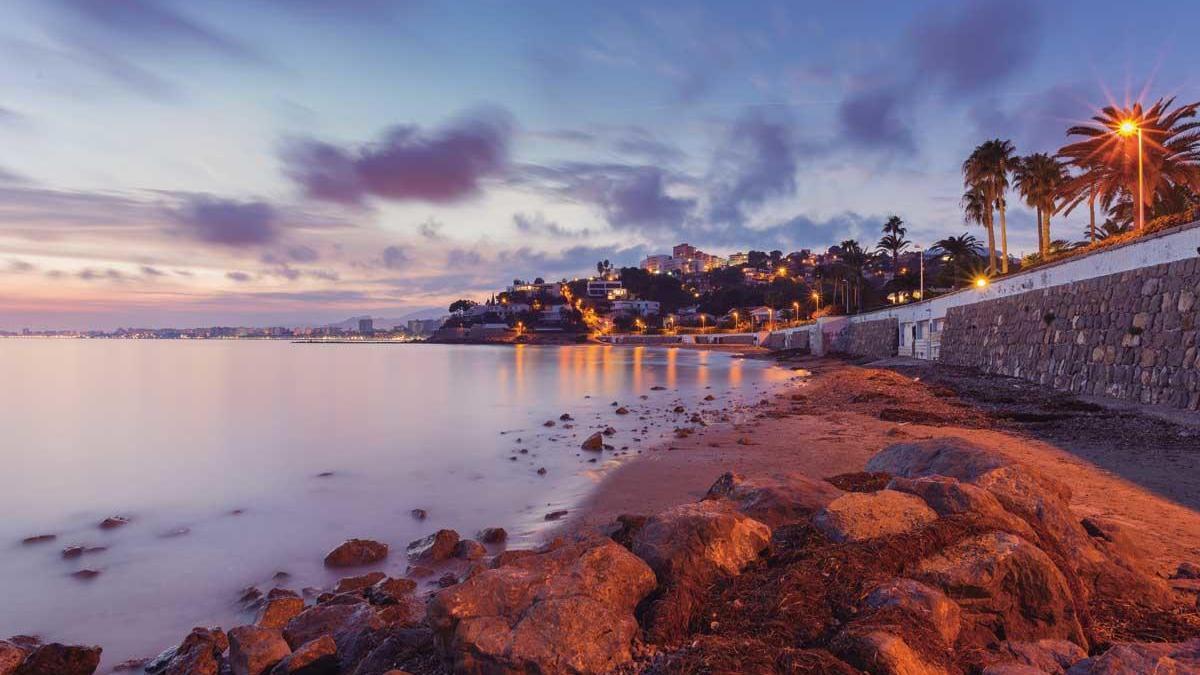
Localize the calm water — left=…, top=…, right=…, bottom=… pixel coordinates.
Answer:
left=0, top=340, right=787, bottom=667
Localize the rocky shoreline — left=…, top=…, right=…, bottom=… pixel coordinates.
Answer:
left=5, top=359, right=1200, bottom=674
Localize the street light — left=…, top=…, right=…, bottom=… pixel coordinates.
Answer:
left=811, top=291, right=820, bottom=314
left=974, top=277, right=989, bottom=289
left=914, top=246, right=925, bottom=302
left=1116, top=118, right=1145, bottom=231
left=792, top=301, right=800, bottom=326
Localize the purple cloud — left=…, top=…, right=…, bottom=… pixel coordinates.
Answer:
left=524, top=162, right=695, bottom=231
left=170, top=196, right=277, bottom=246
left=226, top=271, right=252, bottom=282
left=52, top=0, right=262, bottom=63
left=838, top=86, right=914, bottom=152
left=382, top=245, right=409, bottom=269
left=708, top=111, right=801, bottom=224
left=910, top=0, right=1040, bottom=95
left=282, top=106, right=514, bottom=205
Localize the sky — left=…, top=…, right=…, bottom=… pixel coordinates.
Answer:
left=1, top=0, right=1198, bottom=330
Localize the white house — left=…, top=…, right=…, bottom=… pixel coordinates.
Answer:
left=611, top=299, right=661, bottom=316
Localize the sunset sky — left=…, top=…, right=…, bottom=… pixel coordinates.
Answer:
left=1, top=0, right=1196, bottom=329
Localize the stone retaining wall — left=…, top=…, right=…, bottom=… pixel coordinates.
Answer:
left=940, top=257, right=1200, bottom=410
left=829, top=318, right=898, bottom=359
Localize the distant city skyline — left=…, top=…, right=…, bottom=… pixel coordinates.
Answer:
left=1, top=0, right=1197, bottom=330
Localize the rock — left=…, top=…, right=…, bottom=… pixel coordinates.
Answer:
left=409, top=509, right=427, bottom=521
left=428, top=537, right=656, bottom=675
left=61, top=546, right=106, bottom=559
left=1066, top=638, right=1200, bottom=673
left=268, top=636, right=336, bottom=675
left=269, top=587, right=300, bottom=600
left=632, top=501, right=771, bottom=643
left=491, top=550, right=537, bottom=568
left=283, top=603, right=384, bottom=671
left=0, top=641, right=28, bottom=675
left=454, top=539, right=487, bottom=561
left=580, top=432, right=604, bottom=451
left=477, top=528, right=507, bottom=544
left=110, top=658, right=149, bottom=672
left=915, top=531, right=1086, bottom=647
left=99, top=516, right=131, bottom=530
left=602, top=427, right=616, bottom=436
left=229, top=626, right=291, bottom=675
left=334, top=572, right=386, bottom=594
left=832, top=629, right=951, bottom=675
left=559, top=413, right=573, bottom=421
left=865, top=579, right=961, bottom=645
left=437, top=573, right=459, bottom=588
left=20, top=535, right=55, bottom=545
left=651, top=385, right=666, bottom=390
left=1172, top=561, right=1200, bottom=580
left=70, top=569, right=101, bottom=580
left=985, top=639, right=1087, bottom=674
left=406, top=530, right=459, bottom=563
left=323, top=540, right=388, bottom=568
left=12, top=643, right=101, bottom=675
left=544, top=510, right=568, bottom=521
left=257, top=597, right=306, bottom=630
left=812, top=491, right=938, bottom=543
left=542, top=420, right=555, bottom=427
left=615, top=407, right=630, bottom=415
left=704, top=471, right=843, bottom=528
left=349, top=628, right=435, bottom=675
left=146, top=627, right=227, bottom=675
left=887, top=475, right=1035, bottom=538
left=365, top=577, right=417, bottom=606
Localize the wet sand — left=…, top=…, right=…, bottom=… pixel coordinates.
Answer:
left=566, top=356, right=1200, bottom=580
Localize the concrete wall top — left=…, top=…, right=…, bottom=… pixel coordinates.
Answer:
left=844, top=219, right=1200, bottom=327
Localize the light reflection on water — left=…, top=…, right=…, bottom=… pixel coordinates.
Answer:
left=0, top=340, right=786, bottom=666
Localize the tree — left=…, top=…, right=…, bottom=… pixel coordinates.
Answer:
left=932, top=233, right=985, bottom=288
left=1058, top=97, right=1200, bottom=229
left=1013, top=153, right=1066, bottom=258
left=596, top=259, right=613, bottom=277
left=448, top=299, right=478, bottom=315
left=876, top=216, right=910, bottom=274
left=963, top=139, right=1016, bottom=274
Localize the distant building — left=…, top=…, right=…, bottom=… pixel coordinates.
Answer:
left=406, top=318, right=444, bottom=336
left=727, top=251, right=749, bottom=266
left=611, top=299, right=661, bottom=316
left=641, top=243, right=725, bottom=275
left=586, top=278, right=624, bottom=298
left=358, top=318, right=374, bottom=334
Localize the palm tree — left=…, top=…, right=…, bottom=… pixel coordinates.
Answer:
left=1013, top=153, right=1067, bottom=258
left=932, top=233, right=984, bottom=288
left=1058, top=97, right=1200, bottom=229
left=876, top=215, right=910, bottom=275
left=837, top=239, right=871, bottom=313
left=960, top=185, right=994, bottom=272
left=963, top=139, right=1017, bottom=274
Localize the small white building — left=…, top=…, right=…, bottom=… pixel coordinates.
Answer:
left=586, top=278, right=624, bottom=298
left=611, top=299, right=661, bottom=316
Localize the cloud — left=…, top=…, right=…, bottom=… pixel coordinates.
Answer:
left=512, top=212, right=590, bottom=238
left=909, top=0, right=1040, bottom=96
left=838, top=85, right=914, bottom=152
left=51, top=0, right=263, bottom=63
left=7, top=260, right=35, bottom=273
left=286, top=244, right=320, bottom=262
left=381, top=245, right=409, bottom=269
left=226, top=271, right=253, bottom=282
left=77, top=267, right=127, bottom=282
left=522, top=162, right=695, bottom=231
left=281, top=106, right=514, bottom=205
left=708, top=110, right=802, bottom=224
left=170, top=195, right=278, bottom=246
left=141, top=265, right=166, bottom=276
left=446, top=248, right=484, bottom=267
left=417, top=218, right=444, bottom=240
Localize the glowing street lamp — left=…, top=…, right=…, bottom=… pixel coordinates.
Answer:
left=1116, top=118, right=1145, bottom=231
left=811, top=291, right=820, bottom=314
left=974, top=276, right=989, bottom=289
left=792, top=301, right=800, bottom=325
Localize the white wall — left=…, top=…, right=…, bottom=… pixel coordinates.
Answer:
left=783, top=221, right=1200, bottom=357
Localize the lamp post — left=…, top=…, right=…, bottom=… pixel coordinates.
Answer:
left=811, top=291, right=820, bottom=315
left=792, top=301, right=800, bottom=326
left=1117, top=119, right=1145, bottom=231
left=915, top=246, right=925, bottom=302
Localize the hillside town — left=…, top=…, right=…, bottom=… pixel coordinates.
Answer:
left=431, top=227, right=996, bottom=343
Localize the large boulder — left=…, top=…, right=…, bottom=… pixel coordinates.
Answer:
left=832, top=629, right=951, bottom=675
left=812, top=491, right=938, bottom=543
left=632, top=501, right=771, bottom=643
left=865, top=579, right=962, bottom=646
left=1066, top=638, right=1200, bottom=674
left=427, top=536, right=656, bottom=674
left=406, top=530, right=459, bottom=564
left=228, top=626, right=290, bottom=675
left=886, top=475, right=1036, bottom=540
left=13, top=644, right=101, bottom=675
left=268, top=636, right=336, bottom=675
left=283, top=603, right=385, bottom=672
left=146, top=627, right=228, bottom=675
left=983, top=640, right=1087, bottom=675
left=0, top=642, right=27, bottom=675
left=866, top=437, right=1023, bottom=488
left=257, top=596, right=306, bottom=630
left=324, top=539, right=388, bottom=568
left=914, top=531, right=1086, bottom=648
left=704, top=471, right=843, bottom=528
